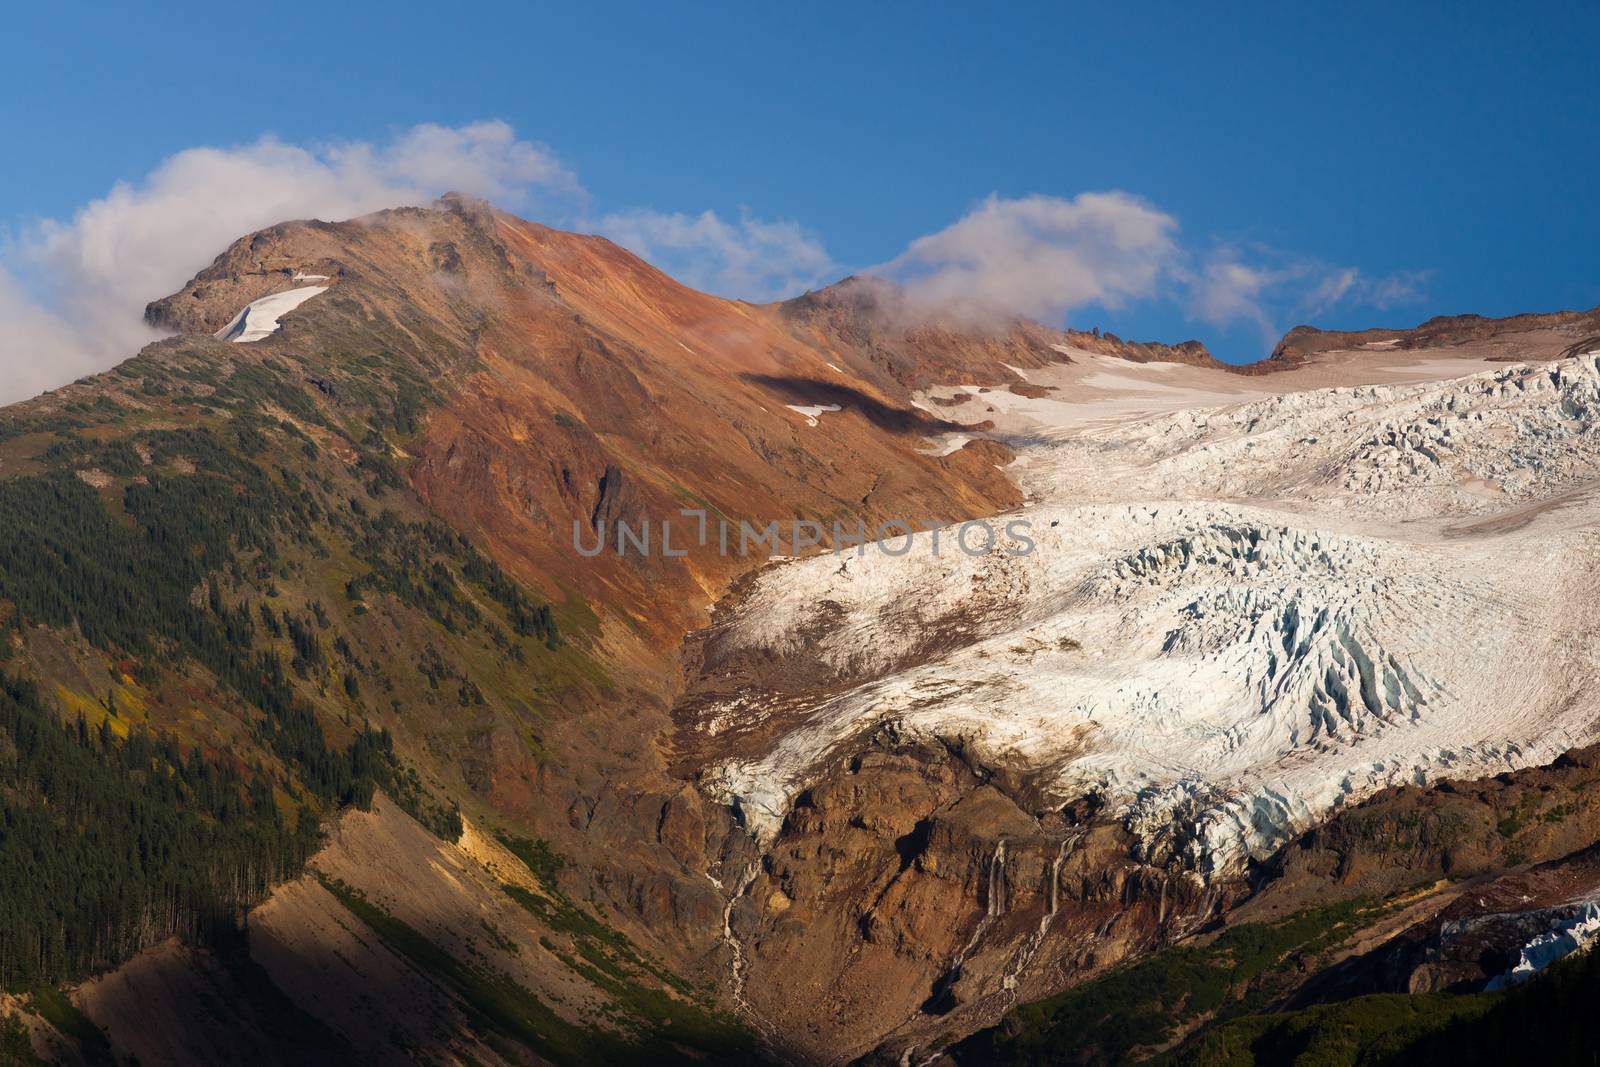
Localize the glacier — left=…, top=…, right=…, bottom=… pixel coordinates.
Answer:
left=698, top=351, right=1600, bottom=874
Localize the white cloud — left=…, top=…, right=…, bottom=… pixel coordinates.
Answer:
left=1301, top=266, right=1361, bottom=315
left=1187, top=246, right=1431, bottom=348
left=1360, top=269, right=1431, bottom=311
left=596, top=207, right=838, bottom=302
left=853, top=194, right=1428, bottom=347
left=0, top=125, right=1435, bottom=405
left=870, top=192, right=1180, bottom=325
left=1190, top=256, right=1284, bottom=345
left=0, top=121, right=579, bottom=404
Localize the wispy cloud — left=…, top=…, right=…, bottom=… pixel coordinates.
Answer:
left=1186, top=243, right=1432, bottom=347
left=1188, top=256, right=1283, bottom=345
left=595, top=207, right=838, bottom=302
left=0, top=123, right=1434, bottom=406
left=870, top=192, right=1179, bottom=325
left=851, top=195, right=1428, bottom=346
left=0, top=121, right=579, bottom=404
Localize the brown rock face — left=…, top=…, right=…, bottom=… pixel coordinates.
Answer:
left=717, top=740, right=1237, bottom=1063
left=145, top=193, right=1031, bottom=678
left=1312, top=846, right=1600, bottom=999
left=1217, top=743, right=1600, bottom=1007
left=1258, top=305, right=1600, bottom=371
left=1255, top=744, right=1600, bottom=908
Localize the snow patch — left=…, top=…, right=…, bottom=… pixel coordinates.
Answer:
left=215, top=285, right=330, bottom=343
left=785, top=403, right=842, bottom=427
left=921, top=433, right=972, bottom=457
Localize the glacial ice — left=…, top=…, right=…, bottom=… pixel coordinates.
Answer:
left=700, top=353, right=1600, bottom=874
left=1485, top=901, right=1600, bottom=989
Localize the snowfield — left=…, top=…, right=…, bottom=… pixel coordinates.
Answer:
left=699, top=351, right=1600, bottom=873
left=214, top=285, right=330, bottom=343
left=785, top=403, right=843, bottom=427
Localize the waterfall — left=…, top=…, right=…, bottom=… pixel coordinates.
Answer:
left=999, top=831, right=1086, bottom=1005
left=937, top=838, right=1012, bottom=984
left=1039, top=831, right=1081, bottom=934
left=923, top=832, right=1087, bottom=1024
left=954, top=838, right=1011, bottom=961
left=709, top=859, right=791, bottom=1061
left=721, top=860, right=761, bottom=1013
left=711, top=858, right=780, bottom=1052
left=986, top=839, right=1008, bottom=918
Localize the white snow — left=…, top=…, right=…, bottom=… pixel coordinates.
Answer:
left=921, top=433, right=973, bottom=458
left=785, top=403, right=842, bottom=427
left=695, top=351, right=1600, bottom=873
left=214, top=285, right=330, bottom=343
left=1485, top=901, right=1600, bottom=989
left=292, top=272, right=331, bottom=282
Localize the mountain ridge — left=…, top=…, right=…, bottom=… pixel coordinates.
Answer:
left=4, top=197, right=1600, bottom=1064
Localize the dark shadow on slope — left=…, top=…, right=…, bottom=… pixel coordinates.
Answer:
left=741, top=374, right=968, bottom=435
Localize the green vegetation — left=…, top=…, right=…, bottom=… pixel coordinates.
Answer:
left=0, top=674, right=314, bottom=988
left=1169, top=990, right=1491, bottom=1066
left=0, top=344, right=568, bottom=993
left=955, top=901, right=1375, bottom=1065
left=24, top=985, right=112, bottom=1064
left=0, top=457, right=385, bottom=807
left=0, top=293, right=609, bottom=1063
left=962, top=893, right=1600, bottom=1066
left=0, top=1011, right=42, bottom=1066
left=347, top=510, right=559, bottom=647
left=496, top=835, right=749, bottom=1053
left=1169, top=937, right=1600, bottom=1065
left=499, top=834, right=566, bottom=884
left=1392, top=940, right=1600, bottom=1064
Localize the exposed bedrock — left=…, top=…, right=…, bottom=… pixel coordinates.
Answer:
left=709, top=738, right=1240, bottom=1063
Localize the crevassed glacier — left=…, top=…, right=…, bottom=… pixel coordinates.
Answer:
left=700, top=353, right=1600, bottom=873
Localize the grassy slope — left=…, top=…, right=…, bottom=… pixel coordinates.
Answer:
left=947, top=886, right=1600, bottom=1067
left=946, top=900, right=1381, bottom=1065
left=0, top=313, right=742, bottom=1059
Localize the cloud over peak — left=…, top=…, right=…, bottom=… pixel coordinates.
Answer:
left=0, top=121, right=577, bottom=404
left=858, top=194, right=1430, bottom=346
left=596, top=207, right=837, bottom=303
left=871, top=192, right=1179, bottom=325
left=0, top=121, right=1433, bottom=405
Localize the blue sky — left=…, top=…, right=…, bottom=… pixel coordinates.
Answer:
left=3, top=0, right=1596, bottom=379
